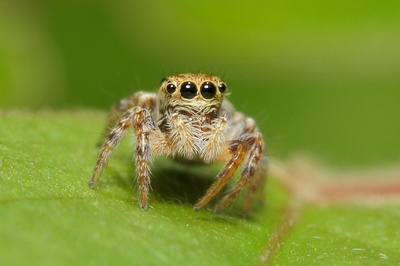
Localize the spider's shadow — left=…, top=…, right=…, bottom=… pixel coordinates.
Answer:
left=148, top=159, right=218, bottom=205
left=106, top=158, right=262, bottom=218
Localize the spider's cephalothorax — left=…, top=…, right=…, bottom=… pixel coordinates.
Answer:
left=89, top=74, right=266, bottom=215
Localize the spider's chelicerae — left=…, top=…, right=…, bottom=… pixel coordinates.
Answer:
left=89, top=73, right=266, bottom=214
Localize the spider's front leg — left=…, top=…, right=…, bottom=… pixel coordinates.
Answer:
left=98, top=92, right=155, bottom=146
left=193, top=139, right=248, bottom=211
left=215, top=133, right=265, bottom=214
left=133, top=108, right=157, bottom=210
left=89, top=106, right=157, bottom=210
left=194, top=132, right=265, bottom=214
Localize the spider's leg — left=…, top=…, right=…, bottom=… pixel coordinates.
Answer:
left=133, top=108, right=157, bottom=210
left=98, top=92, right=155, bottom=146
left=214, top=133, right=265, bottom=214
left=194, top=140, right=247, bottom=211
left=242, top=157, right=267, bottom=215
left=89, top=108, right=136, bottom=188
left=90, top=106, right=159, bottom=210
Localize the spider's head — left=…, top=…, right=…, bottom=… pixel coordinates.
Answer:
left=158, top=74, right=227, bottom=116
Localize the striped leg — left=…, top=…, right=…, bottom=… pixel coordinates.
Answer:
left=194, top=140, right=247, bottom=211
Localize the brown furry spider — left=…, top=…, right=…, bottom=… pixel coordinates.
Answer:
left=89, top=73, right=266, bottom=214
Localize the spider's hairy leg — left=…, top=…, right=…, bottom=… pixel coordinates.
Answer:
left=193, top=140, right=247, bottom=211
left=89, top=106, right=159, bottom=210
left=133, top=108, right=158, bottom=210
left=90, top=91, right=160, bottom=210
left=98, top=92, right=155, bottom=146
left=89, top=108, right=136, bottom=188
left=242, top=157, right=267, bottom=215
left=214, top=132, right=265, bottom=214
left=97, top=94, right=136, bottom=146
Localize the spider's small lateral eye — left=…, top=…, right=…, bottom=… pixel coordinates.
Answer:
left=200, top=81, right=217, bottom=99
left=218, top=83, right=227, bottom=93
left=166, top=84, right=177, bottom=93
left=180, top=81, right=197, bottom=99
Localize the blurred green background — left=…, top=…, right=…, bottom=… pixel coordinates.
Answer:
left=1, top=0, right=399, bottom=168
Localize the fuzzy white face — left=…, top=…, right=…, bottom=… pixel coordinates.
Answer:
left=157, top=73, right=227, bottom=116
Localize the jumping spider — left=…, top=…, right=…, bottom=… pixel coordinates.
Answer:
left=89, top=73, right=266, bottom=214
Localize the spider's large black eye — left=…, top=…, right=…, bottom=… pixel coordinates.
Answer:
left=218, top=83, right=227, bottom=93
left=166, top=84, right=176, bottom=93
left=200, top=81, right=216, bottom=99
left=180, top=81, right=197, bottom=99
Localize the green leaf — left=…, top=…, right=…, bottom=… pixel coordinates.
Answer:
left=273, top=205, right=400, bottom=265
left=0, top=110, right=286, bottom=265
left=1, top=110, right=399, bottom=265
